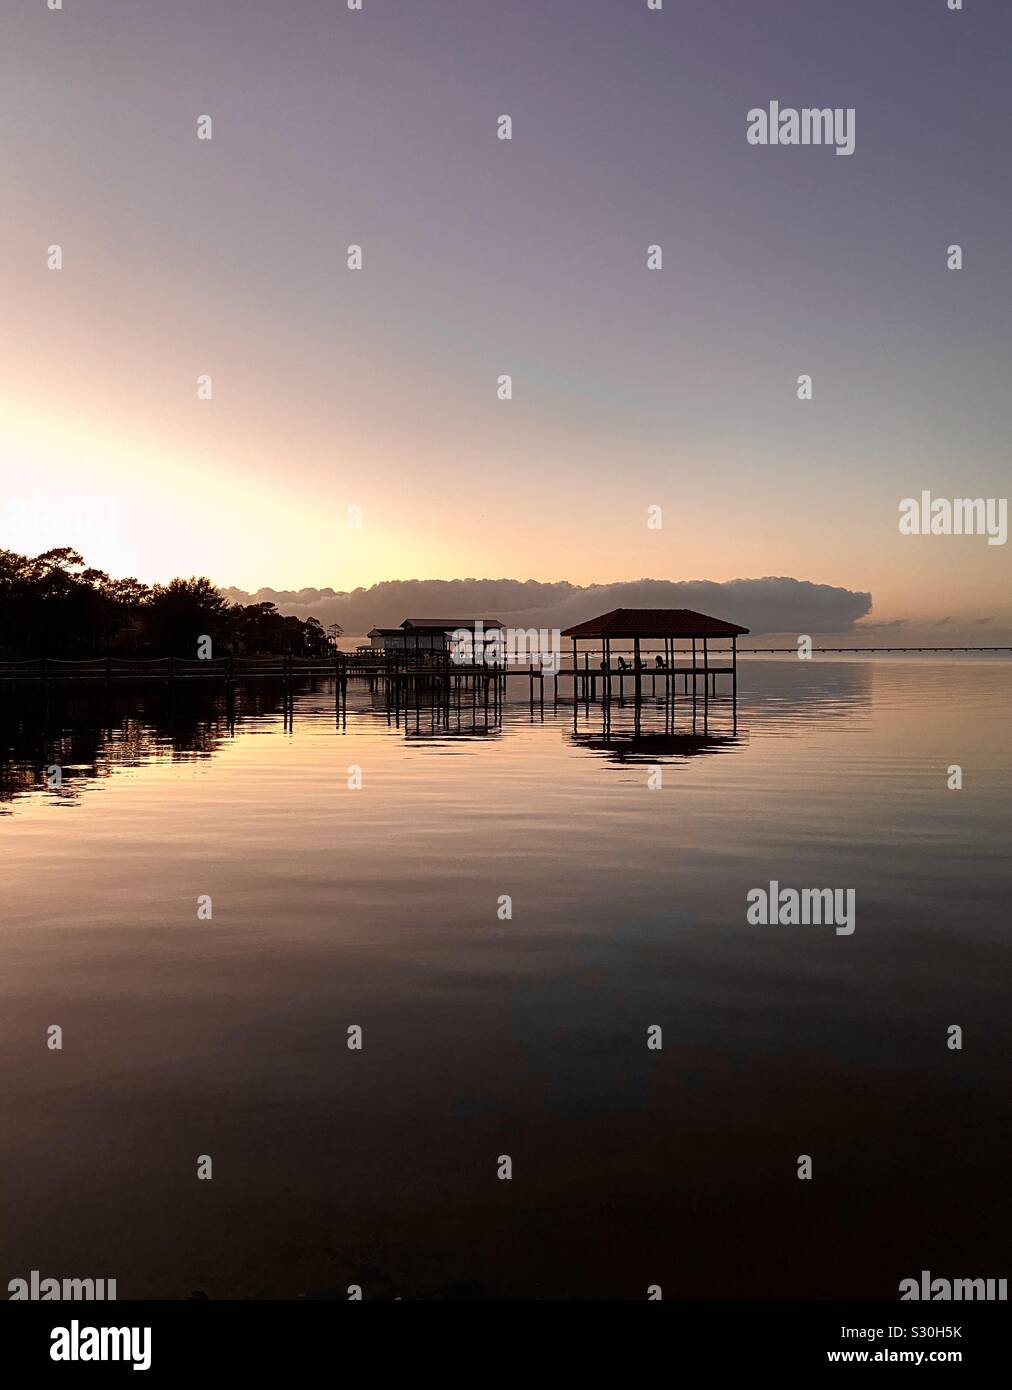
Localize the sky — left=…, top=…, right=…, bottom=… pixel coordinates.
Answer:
left=2, top=0, right=1010, bottom=638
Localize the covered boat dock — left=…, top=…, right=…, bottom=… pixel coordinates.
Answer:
left=559, top=607, right=749, bottom=703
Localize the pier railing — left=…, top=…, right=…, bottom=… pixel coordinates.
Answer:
left=0, top=655, right=344, bottom=680
left=0, top=647, right=742, bottom=683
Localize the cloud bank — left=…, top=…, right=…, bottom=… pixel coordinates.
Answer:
left=222, top=576, right=873, bottom=639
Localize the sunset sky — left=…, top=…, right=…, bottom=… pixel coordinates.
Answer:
left=2, top=0, right=1010, bottom=635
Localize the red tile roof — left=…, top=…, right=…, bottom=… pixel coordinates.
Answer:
left=560, top=608, right=749, bottom=639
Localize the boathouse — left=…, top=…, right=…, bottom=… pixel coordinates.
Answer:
left=368, top=618, right=505, bottom=658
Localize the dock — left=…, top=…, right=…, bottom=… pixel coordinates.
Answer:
left=0, top=650, right=736, bottom=705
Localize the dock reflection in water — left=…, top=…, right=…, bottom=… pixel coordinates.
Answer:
left=0, top=658, right=875, bottom=798
left=2, top=659, right=1009, bottom=1300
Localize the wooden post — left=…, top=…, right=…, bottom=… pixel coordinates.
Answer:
left=703, top=637, right=709, bottom=724
left=634, top=637, right=641, bottom=701
left=690, top=640, right=697, bottom=722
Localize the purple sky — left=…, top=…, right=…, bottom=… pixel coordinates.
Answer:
left=2, top=0, right=1010, bottom=637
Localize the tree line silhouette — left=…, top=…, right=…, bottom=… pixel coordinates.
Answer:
left=0, top=547, right=342, bottom=658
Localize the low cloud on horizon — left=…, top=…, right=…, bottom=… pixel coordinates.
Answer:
left=222, top=576, right=874, bottom=639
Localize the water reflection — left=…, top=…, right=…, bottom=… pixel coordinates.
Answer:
left=2, top=659, right=1008, bottom=1300
left=0, top=681, right=285, bottom=811
left=0, top=662, right=877, bottom=811
left=562, top=663, right=872, bottom=761
left=571, top=729, right=740, bottom=764
left=736, top=656, right=872, bottom=730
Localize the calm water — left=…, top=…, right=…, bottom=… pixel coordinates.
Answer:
left=2, top=660, right=1010, bottom=1299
